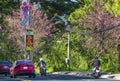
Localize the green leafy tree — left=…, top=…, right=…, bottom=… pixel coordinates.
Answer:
left=69, top=0, right=120, bottom=72
left=106, top=0, right=120, bottom=17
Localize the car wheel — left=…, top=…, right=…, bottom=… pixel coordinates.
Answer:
left=5, top=74, right=7, bottom=76
left=29, top=75, right=32, bottom=78
left=13, top=75, right=16, bottom=78
left=10, top=75, right=13, bottom=78
left=33, top=74, right=36, bottom=78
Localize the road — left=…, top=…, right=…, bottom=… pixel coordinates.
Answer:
left=0, top=73, right=119, bottom=81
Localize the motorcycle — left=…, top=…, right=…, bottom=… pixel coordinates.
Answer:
left=39, top=64, right=46, bottom=76
left=92, top=66, right=101, bottom=78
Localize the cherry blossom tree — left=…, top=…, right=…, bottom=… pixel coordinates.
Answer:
left=6, top=3, right=59, bottom=58
left=70, top=0, right=120, bottom=55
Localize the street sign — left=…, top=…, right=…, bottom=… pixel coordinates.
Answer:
left=25, top=29, right=33, bottom=50
left=26, top=29, right=33, bottom=35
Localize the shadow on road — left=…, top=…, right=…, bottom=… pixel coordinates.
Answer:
left=1, top=73, right=118, bottom=81
left=23, top=74, right=98, bottom=80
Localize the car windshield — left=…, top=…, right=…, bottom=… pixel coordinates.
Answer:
left=16, top=60, right=32, bottom=65
left=0, top=61, right=11, bottom=65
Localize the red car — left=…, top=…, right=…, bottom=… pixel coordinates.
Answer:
left=10, top=60, right=36, bottom=78
left=0, top=61, right=11, bottom=76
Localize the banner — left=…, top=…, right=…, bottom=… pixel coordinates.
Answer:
left=26, top=29, right=33, bottom=50
left=20, top=1, right=29, bottom=26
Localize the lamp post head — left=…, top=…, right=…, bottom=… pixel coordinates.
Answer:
left=66, top=25, right=71, bottom=31
left=66, top=23, right=75, bottom=33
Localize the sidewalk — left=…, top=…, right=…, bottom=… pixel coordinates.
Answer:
left=52, top=71, right=120, bottom=80
left=101, top=74, right=120, bottom=80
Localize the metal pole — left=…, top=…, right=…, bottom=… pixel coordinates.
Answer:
left=27, top=50, right=30, bottom=60
left=67, top=31, right=70, bottom=71
left=27, top=0, right=30, bottom=60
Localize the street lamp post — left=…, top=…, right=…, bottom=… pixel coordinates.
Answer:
left=67, top=31, right=70, bottom=71
left=21, top=0, right=31, bottom=60
left=65, top=20, right=77, bottom=71
left=66, top=22, right=71, bottom=71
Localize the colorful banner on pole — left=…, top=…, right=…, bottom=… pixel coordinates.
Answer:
left=25, top=29, right=33, bottom=50
left=20, top=0, right=29, bottom=26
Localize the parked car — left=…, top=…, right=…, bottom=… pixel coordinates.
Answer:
left=10, top=60, right=36, bottom=78
left=0, top=61, right=11, bottom=76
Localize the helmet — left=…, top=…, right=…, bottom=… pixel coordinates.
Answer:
left=40, top=58, right=43, bottom=61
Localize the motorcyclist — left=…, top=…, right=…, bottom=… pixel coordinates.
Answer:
left=92, top=56, right=101, bottom=73
left=37, top=58, right=46, bottom=67
left=37, top=58, right=46, bottom=75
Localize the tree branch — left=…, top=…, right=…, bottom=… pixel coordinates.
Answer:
left=92, top=24, right=120, bottom=34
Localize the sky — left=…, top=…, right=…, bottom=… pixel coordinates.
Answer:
left=71, top=0, right=77, bottom=2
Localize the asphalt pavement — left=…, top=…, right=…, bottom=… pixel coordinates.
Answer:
left=0, top=71, right=120, bottom=81
left=51, top=71, right=120, bottom=80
